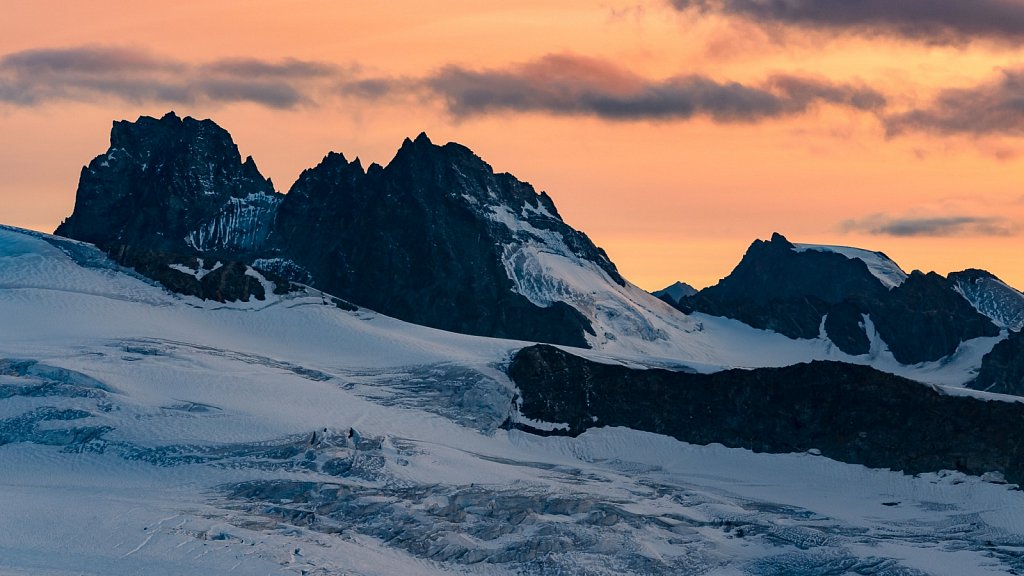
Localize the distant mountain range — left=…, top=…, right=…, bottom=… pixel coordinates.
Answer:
left=56, top=113, right=1022, bottom=383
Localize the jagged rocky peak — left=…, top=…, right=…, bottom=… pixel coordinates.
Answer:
left=384, top=132, right=622, bottom=284
left=676, top=232, right=889, bottom=339
left=676, top=232, right=999, bottom=364
left=273, top=132, right=634, bottom=347
left=387, top=132, right=560, bottom=221
left=56, top=112, right=281, bottom=255
left=718, top=232, right=892, bottom=303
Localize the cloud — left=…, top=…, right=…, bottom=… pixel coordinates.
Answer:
left=0, top=46, right=336, bottom=109
left=886, top=68, right=1024, bottom=137
left=2, top=46, right=183, bottom=74
left=842, top=214, right=1018, bottom=237
left=0, top=47, right=887, bottom=125
left=198, top=57, right=335, bottom=79
left=422, top=54, right=885, bottom=122
left=669, top=0, right=1024, bottom=43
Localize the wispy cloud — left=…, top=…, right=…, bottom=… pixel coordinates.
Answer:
left=0, top=46, right=336, bottom=109
left=886, top=68, right=1024, bottom=137
left=669, top=0, right=1024, bottom=44
left=842, top=214, right=1018, bottom=237
left=418, top=54, right=885, bottom=122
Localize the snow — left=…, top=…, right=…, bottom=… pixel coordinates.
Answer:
left=793, top=243, right=909, bottom=289
left=168, top=258, right=222, bottom=280
left=2, top=224, right=1023, bottom=574
left=482, top=208, right=997, bottom=386
left=954, top=274, right=1024, bottom=332
left=184, top=192, right=281, bottom=253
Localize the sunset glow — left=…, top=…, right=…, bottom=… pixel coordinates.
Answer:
left=2, top=0, right=1022, bottom=290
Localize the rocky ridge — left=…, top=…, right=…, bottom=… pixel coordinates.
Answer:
left=509, top=344, right=1024, bottom=484
left=675, top=233, right=1001, bottom=364
left=55, top=114, right=623, bottom=346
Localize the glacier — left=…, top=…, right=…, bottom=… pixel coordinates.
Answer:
left=2, top=224, right=1024, bottom=575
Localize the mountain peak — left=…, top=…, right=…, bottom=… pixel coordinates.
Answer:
left=679, top=234, right=998, bottom=363
left=57, top=113, right=278, bottom=254
left=652, top=281, right=697, bottom=305
left=399, top=131, right=434, bottom=151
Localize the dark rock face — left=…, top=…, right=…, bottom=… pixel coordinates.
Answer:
left=677, top=233, right=999, bottom=363
left=509, top=344, right=1024, bottom=484
left=55, top=112, right=281, bottom=256
left=871, top=271, right=1000, bottom=364
left=55, top=116, right=621, bottom=345
left=970, top=331, right=1024, bottom=396
left=677, top=233, right=888, bottom=341
left=273, top=133, right=612, bottom=346
left=822, top=301, right=870, bottom=355
left=105, top=245, right=266, bottom=303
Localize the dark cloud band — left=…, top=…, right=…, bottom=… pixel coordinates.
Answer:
left=842, top=215, right=1017, bottom=237
left=886, top=69, right=1024, bottom=137
left=670, top=0, right=1024, bottom=43
left=1, top=46, right=886, bottom=124
left=420, top=55, right=885, bottom=122
left=0, top=46, right=334, bottom=109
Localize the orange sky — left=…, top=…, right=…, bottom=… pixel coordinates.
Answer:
left=1, top=0, right=1022, bottom=290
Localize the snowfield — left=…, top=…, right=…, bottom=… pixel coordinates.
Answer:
left=793, top=243, right=909, bottom=289
left=1, top=225, right=1023, bottom=575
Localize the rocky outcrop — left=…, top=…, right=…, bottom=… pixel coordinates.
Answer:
left=970, top=331, right=1024, bottom=396
left=55, top=112, right=281, bottom=256
left=105, top=245, right=266, bottom=303
left=509, top=344, right=1024, bottom=484
left=676, top=233, right=999, bottom=363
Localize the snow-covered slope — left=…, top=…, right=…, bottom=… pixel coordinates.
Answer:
left=184, top=191, right=282, bottom=253
left=793, top=243, right=908, bottom=289
left=953, top=271, right=1024, bottom=332
left=489, top=217, right=999, bottom=383
left=3, top=224, right=1024, bottom=575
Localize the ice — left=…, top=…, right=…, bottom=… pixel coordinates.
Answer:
left=2, top=224, right=1023, bottom=575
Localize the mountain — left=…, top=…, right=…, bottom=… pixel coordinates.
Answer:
left=52, top=114, right=1011, bottom=373
left=10, top=113, right=1024, bottom=572
left=271, top=134, right=623, bottom=347
left=56, top=115, right=677, bottom=349
left=675, top=233, right=1001, bottom=364
left=5, top=223, right=1024, bottom=575
left=652, top=280, right=697, bottom=304
left=56, top=111, right=281, bottom=256
left=53, top=112, right=284, bottom=303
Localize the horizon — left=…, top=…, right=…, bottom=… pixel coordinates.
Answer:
left=2, top=1, right=1023, bottom=291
